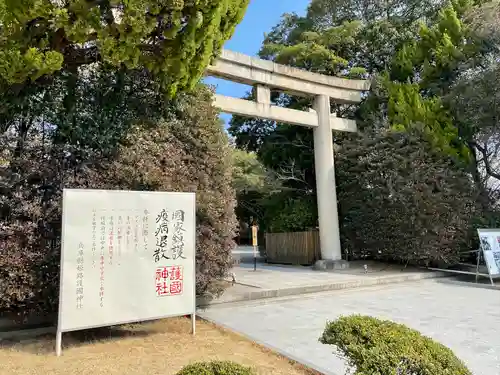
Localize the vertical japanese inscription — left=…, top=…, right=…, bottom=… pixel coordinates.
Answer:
left=126, top=215, right=132, bottom=250
left=99, top=214, right=106, bottom=307
left=91, top=209, right=96, bottom=268
left=76, top=242, right=84, bottom=309
left=134, top=212, right=139, bottom=252
left=117, top=214, right=123, bottom=263
left=108, top=214, right=114, bottom=265
left=171, top=210, right=186, bottom=260
left=61, top=191, right=195, bottom=334
left=143, top=209, right=149, bottom=253
left=154, top=209, right=170, bottom=262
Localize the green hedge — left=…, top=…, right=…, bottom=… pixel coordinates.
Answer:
left=176, top=361, right=254, bottom=375
left=336, top=131, right=480, bottom=266
left=320, top=315, right=472, bottom=375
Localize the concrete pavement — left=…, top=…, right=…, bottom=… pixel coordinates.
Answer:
left=199, top=255, right=448, bottom=306
left=199, top=279, right=500, bottom=375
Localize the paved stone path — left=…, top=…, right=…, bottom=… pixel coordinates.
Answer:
left=231, top=262, right=433, bottom=290
left=199, top=279, right=500, bottom=375
left=202, top=260, right=446, bottom=306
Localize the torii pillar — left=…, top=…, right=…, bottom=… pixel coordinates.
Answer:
left=206, top=50, right=370, bottom=268
left=313, top=94, right=341, bottom=265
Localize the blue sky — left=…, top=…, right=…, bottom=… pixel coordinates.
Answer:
left=204, top=0, right=310, bottom=124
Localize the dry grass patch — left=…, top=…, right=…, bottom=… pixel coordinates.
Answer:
left=0, top=317, right=316, bottom=375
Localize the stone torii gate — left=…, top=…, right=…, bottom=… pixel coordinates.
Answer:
left=206, top=50, right=370, bottom=268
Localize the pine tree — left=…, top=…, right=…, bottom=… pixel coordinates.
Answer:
left=0, top=0, right=249, bottom=96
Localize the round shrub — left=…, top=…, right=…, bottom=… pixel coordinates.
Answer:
left=175, top=361, right=254, bottom=375
left=319, top=315, right=472, bottom=375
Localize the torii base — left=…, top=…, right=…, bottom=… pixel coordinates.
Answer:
left=313, top=259, right=350, bottom=271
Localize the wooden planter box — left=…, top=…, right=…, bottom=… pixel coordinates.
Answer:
left=265, top=231, right=320, bottom=265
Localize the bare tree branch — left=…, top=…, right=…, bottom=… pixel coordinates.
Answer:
left=270, top=159, right=313, bottom=193
left=472, top=141, right=500, bottom=181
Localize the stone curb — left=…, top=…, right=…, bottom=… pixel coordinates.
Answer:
left=197, top=314, right=335, bottom=375
left=199, top=271, right=448, bottom=307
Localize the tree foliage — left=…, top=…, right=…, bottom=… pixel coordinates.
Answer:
left=446, top=61, right=500, bottom=195
left=229, top=0, right=500, bottom=264
left=0, top=66, right=169, bottom=163
left=262, top=193, right=317, bottom=233
left=0, top=0, right=249, bottom=95
left=231, top=149, right=271, bottom=195
left=0, top=0, right=250, bottom=314
left=231, top=148, right=281, bottom=226
left=233, top=0, right=497, bottom=163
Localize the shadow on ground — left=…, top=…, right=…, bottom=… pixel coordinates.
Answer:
left=435, top=274, right=500, bottom=290
left=0, top=321, right=166, bottom=354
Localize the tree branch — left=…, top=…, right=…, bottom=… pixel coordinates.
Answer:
left=274, top=159, right=312, bottom=191
left=64, top=45, right=100, bottom=67
left=472, top=141, right=500, bottom=181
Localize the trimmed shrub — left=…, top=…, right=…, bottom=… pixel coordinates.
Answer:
left=319, top=315, right=472, bottom=375
left=175, top=361, right=254, bottom=375
left=336, top=130, right=480, bottom=266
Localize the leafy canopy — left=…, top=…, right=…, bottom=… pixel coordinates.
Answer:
left=235, top=0, right=491, bottom=163
left=231, top=149, right=269, bottom=194
left=229, top=0, right=499, bottom=240
left=0, top=0, right=249, bottom=95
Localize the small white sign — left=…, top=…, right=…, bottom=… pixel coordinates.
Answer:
left=56, top=189, right=196, bottom=354
left=477, top=229, right=500, bottom=277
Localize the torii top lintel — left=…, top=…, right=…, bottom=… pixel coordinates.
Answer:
left=206, top=49, right=371, bottom=104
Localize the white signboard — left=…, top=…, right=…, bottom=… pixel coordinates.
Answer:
left=56, top=189, right=196, bottom=355
left=477, top=229, right=500, bottom=278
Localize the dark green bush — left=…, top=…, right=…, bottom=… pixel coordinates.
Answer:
left=319, top=315, right=472, bottom=375
left=175, top=361, right=254, bottom=375
left=336, top=130, right=480, bottom=266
